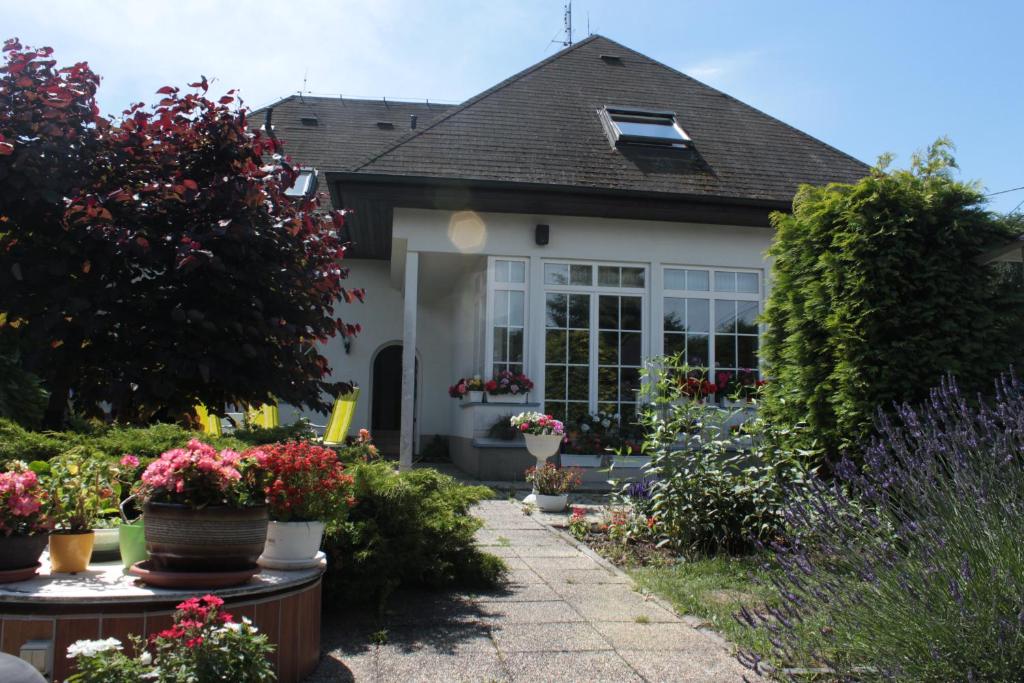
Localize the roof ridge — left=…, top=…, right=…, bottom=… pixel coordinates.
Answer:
left=349, top=34, right=604, bottom=172
left=598, top=36, right=869, bottom=170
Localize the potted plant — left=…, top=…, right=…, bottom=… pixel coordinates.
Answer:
left=523, top=463, right=581, bottom=512
left=0, top=463, right=52, bottom=578
left=510, top=411, right=565, bottom=460
left=256, top=440, right=354, bottom=567
left=485, top=371, right=533, bottom=403
left=135, top=439, right=268, bottom=572
left=448, top=376, right=485, bottom=403
left=41, top=448, right=119, bottom=573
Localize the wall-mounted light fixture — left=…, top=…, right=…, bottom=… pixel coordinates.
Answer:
left=535, top=224, right=550, bottom=246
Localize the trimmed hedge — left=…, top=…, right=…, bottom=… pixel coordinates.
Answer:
left=761, top=140, right=1024, bottom=467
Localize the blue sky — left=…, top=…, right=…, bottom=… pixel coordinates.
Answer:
left=4, top=0, right=1023, bottom=212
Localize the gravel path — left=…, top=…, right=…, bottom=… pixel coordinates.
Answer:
left=309, top=499, right=751, bottom=682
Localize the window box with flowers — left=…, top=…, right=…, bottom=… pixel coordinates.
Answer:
left=485, top=371, right=533, bottom=404
left=0, top=463, right=52, bottom=581
left=134, top=440, right=269, bottom=577
left=256, top=440, right=355, bottom=569
left=510, top=412, right=565, bottom=460
left=449, top=376, right=486, bottom=403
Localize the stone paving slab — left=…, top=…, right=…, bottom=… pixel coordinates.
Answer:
left=313, top=499, right=752, bottom=682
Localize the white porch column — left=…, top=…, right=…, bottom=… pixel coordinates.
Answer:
left=399, top=251, right=419, bottom=471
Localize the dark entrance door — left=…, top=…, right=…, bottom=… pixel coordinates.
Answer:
left=371, top=344, right=416, bottom=455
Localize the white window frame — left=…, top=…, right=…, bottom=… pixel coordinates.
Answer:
left=541, top=260, right=649, bottom=419
left=660, top=265, right=764, bottom=379
left=485, top=257, right=529, bottom=379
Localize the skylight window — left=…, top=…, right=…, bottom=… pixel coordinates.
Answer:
left=285, top=168, right=318, bottom=198
left=600, top=106, right=691, bottom=149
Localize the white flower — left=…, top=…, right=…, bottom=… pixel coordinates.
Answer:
left=580, top=424, right=590, bottom=432
left=67, top=638, right=123, bottom=659
left=601, top=419, right=610, bottom=428
left=222, top=621, right=244, bottom=633
left=139, top=651, right=153, bottom=666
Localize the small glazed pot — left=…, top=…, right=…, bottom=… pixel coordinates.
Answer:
left=261, top=520, right=325, bottom=563
left=0, top=534, right=49, bottom=571
left=467, top=390, right=484, bottom=403
left=49, top=531, right=96, bottom=573
left=534, top=493, right=569, bottom=513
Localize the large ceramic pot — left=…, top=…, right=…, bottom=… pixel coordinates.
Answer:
left=0, top=534, right=48, bottom=571
left=524, top=433, right=563, bottom=459
left=49, top=531, right=95, bottom=573
left=261, top=520, right=325, bottom=563
left=534, top=493, right=569, bottom=513
left=144, top=502, right=268, bottom=572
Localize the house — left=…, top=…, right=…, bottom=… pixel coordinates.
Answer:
left=258, top=35, right=868, bottom=475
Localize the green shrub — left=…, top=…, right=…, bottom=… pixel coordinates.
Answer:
left=0, top=340, right=48, bottom=428
left=322, top=461, right=504, bottom=608
left=761, top=139, right=1024, bottom=467
left=626, top=357, right=814, bottom=555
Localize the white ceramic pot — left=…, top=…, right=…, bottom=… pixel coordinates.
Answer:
left=524, top=433, right=563, bottom=459
left=534, top=493, right=568, bottom=513
left=90, top=526, right=121, bottom=563
left=467, top=390, right=484, bottom=403
left=261, top=520, right=325, bottom=562
left=487, top=393, right=527, bottom=404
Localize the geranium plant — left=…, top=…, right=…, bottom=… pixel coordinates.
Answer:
left=448, top=376, right=484, bottom=399
left=485, top=371, right=534, bottom=396
left=66, top=594, right=274, bottom=683
left=36, top=447, right=119, bottom=532
left=524, top=463, right=581, bottom=495
left=0, top=463, right=51, bottom=536
left=510, top=412, right=564, bottom=436
left=255, top=441, right=355, bottom=522
left=135, top=439, right=267, bottom=509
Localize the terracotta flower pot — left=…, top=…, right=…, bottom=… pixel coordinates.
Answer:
left=144, top=502, right=268, bottom=572
left=0, top=534, right=49, bottom=571
left=49, top=531, right=96, bottom=573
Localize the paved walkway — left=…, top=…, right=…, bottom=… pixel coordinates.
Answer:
left=310, top=499, right=750, bottom=682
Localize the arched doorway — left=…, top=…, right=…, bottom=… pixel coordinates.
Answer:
left=371, top=344, right=417, bottom=456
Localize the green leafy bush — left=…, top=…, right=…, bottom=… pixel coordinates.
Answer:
left=762, top=139, right=1024, bottom=467
left=322, top=461, right=504, bottom=608
left=0, top=340, right=48, bottom=428
left=627, top=357, right=813, bottom=554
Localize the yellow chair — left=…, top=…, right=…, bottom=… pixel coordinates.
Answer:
left=195, top=404, right=223, bottom=437
left=323, top=388, right=360, bottom=446
left=246, top=403, right=280, bottom=429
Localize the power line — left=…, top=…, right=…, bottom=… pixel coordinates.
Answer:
left=986, top=185, right=1024, bottom=197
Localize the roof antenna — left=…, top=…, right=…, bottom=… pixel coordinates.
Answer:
left=562, top=1, right=573, bottom=46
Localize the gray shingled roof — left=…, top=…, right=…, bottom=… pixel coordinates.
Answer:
left=350, top=35, right=868, bottom=204
left=252, top=96, right=452, bottom=173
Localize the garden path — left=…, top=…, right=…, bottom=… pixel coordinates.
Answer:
left=311, top=499, right=751, bottom=682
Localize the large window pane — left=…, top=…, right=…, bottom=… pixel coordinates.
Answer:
left=715, top=300, right=737, bottom=334
left=568, top=330, right=589, bottom=364
left=664, top=297, right=685, bottom=332
left=598, top=368, right=618, bottom=401
left=714, top=271, right=737, bottom=292
left=493, top=327, right=507, bottom=362
left=569, top=294, right=590, bottom=329
left=509, top=291, right=525, bottom=326
left=621, top=332, right=641, bottom=366
left=598, top=331, right=619, bottom=365
left=568, top=367, right=589, bottom=400
left=546, top=293, right=567, bottom=328
left=621, top=267, right=645, bottom=288
left=494, top=260, right=510, bottom=283
left=687, top=299, right=710, bottom=334
left=687, top=270, right=710, bottom=291
left=664, top=333, right=685, bottom=356
left=715, top=335, right=736, bottom=369
left=494, top=290, right=509, bottom=326
left=546, top=330, right=567, bottom=363
left=509, top=261, right=526, bottom=283
left=737, top=300, right=758, bottom=334
left=545, top=366, right=566, bottom=401
left=508, top=329, right=524, bottom=362
left=621, top=296, right=642, bottom=330
left=599, top=296, right=619, bottom=329
left=688, top=334, right=709, bottom=366
left=738, top=336, right=758, bottom=369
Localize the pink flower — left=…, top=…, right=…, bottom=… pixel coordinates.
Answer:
left=120, top=454, right=140, bottom=468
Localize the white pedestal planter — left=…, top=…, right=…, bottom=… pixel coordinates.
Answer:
left=524, top=433, right=563, bottom=459
left=467, top=390, right=484, bottom=403
left=258, top=521, right=325, bottom=570
left=534, top=493, right=569, bottom=513
left=487, top=393, right=527, bottom=404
